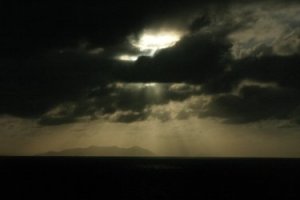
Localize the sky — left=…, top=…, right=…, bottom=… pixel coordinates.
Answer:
left=1, top=0, right=300, bottom=156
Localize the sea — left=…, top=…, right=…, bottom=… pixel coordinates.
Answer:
left=1, top=157, right=299, bottom=200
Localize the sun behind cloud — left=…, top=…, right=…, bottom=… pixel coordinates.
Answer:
left=131, top=30, right=182, bottom=55
left=117, top=30, right=183, bottom=61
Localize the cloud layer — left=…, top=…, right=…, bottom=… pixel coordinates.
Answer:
left=1, top=0, right=300, bottom=126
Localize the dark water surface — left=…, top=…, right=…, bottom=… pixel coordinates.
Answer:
left=1, top=157, right=300, bottom=199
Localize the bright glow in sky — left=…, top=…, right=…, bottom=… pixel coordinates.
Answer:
left=116, top=30, right=182, bottom=62
left=132, top=31, right=181, bottom=55
left=144, top=83, right=157, bottom=87
left=117, top=54, right=139, bottom=62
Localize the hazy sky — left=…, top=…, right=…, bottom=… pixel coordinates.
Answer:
left=1, top=0, right=300, bottom=156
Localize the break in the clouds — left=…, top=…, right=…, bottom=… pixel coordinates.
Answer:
left=2, top=0, right=300, bottom=156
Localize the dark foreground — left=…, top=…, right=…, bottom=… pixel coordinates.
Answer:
left=1, top=157, right=300, bottom=200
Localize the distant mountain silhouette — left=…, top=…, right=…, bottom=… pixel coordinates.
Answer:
left=38, top=146, right=156, bottom=157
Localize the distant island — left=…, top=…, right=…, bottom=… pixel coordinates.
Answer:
left=38, top=146, right=156, bottom=157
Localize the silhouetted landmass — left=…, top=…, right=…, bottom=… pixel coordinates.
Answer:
left=38, top=146, right=155, bottom=157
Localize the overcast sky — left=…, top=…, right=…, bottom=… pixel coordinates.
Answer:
left=1, top=0, right=300, bottom=156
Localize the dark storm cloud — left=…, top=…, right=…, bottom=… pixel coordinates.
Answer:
left=0, top=0, right=215, bottom=59
left=38, top=83, right=202, bottom=125
left=0, top=0, right=222, bottom=119
left=0, top=1, right=162, bottom=58
left=203, top=55, right=300, bottom=94
left=0, top=50, right=113, bottom=117
left=201, top=86, right=300, bottom=123
left=1, top=2, right=228, bottom=123
left=233, top=56, right=300, bottom=90
left=2, top=0, right=300, bottom=126
left=197, top=53, right=300, bottom=124
left=115, top=32, right=232, bottom=83
left=189, top=15, right=211, bottom=32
